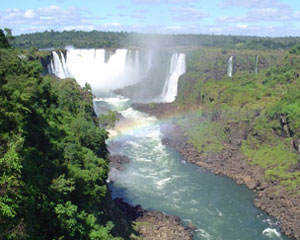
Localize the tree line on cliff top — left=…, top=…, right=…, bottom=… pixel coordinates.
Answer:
left=12, top=29, right=300, bottom=50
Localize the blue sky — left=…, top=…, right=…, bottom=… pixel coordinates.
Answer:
left=1, top=0, right=300, bottom=36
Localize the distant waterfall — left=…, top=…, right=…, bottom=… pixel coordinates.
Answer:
left=227, top=56, right=233, bottom=78
left=255, top=56, right=259, bottom=74
left=161, top=53, right=186, bottom=103
left=49, top=49, right=141, bottom=90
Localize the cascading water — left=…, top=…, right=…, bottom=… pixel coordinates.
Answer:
left=51, top=51, right=68, bottom=78
left=49, top=49, right=185, bottom=102
left=161, top=53, right=186, bottom=103
left=255, top=55, right=259, bottom=74
left=227, top=56, right=233, bottom=78
left=49, top=48, right=143, bottom=92
left=49, top=46, right=290, bottom=240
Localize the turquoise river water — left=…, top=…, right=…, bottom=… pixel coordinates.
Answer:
left=94, top=94, right=289, bottom=240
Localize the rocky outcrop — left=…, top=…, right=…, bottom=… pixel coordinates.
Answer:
left=109, top=154, right=130, bottom=170
left=114, top=198, right=193, bottom=240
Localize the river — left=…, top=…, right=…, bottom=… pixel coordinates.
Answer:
left=94, top=94, right=288, bottom=240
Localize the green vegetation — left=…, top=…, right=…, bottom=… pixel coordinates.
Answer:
left=0, top=31, right=125, bottom=239
left=176, top=42, right=300, bottom=194
left=177, top=48, right=284, bottom=105
left=0, top=29, right=10, bottom=48
left=13, top=30, right=300, bottom=50
left=178, top=111, right=225, bottom=153
left=98, top=110, right=119, bottom=129
left=186, top=121, right=226, bottom=153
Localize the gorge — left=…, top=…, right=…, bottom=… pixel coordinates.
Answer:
left=49, top=48, right=289, bottom=240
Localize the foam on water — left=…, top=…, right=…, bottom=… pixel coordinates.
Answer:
left=263, top=228, right=282, bottom=239
left=195, top=229, right=213, bottom=240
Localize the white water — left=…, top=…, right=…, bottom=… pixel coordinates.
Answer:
left=51, top=51, right=68, bottom=79
left=49, top=49, right=142, bottom=90
left=263, top=228, right=282, bottom=238
left=255, top=55, right=259, bottom=74
left=227, top=56, right=233, bottom=78
left=161, top=53, right=186, bottom=102
left=49, top=49, right=186, bottom=103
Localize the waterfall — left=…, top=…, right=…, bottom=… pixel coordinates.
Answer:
left=51, top=51, right=69, bottom=79
left=49, top=48, right=186, bottom=102
left=49, top=49, right=141, bottom=91
left=161, top=53, right=186, bottom=103
left=255, top=56, right=259, bottom=74
left=227, top=56, right=233, bottom=78
left=60, top=52, right=69, bottom=77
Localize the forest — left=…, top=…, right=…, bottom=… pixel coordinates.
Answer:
left=0, top=29, right=127, bottom=239
left=13, top=30, right=300, bottom=50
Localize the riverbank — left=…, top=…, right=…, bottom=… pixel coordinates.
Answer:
left=133, top=103, right=300, bottom=240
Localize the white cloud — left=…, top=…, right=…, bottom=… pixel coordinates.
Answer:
left=24, top=9, right=35, bottom=19
left=236, top=24, right=248, bottom=29
left=0, top=5, right=103, bottom=34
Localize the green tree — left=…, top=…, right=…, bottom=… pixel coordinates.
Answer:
left=0, top=29, right=10, bottom=48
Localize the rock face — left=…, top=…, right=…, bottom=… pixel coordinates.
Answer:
left=134, top=103, right=300, bottom=240
left=114, top=198, right=193, bottom=240
left=135, top=211, right=193, bottom=240
left=109, top=154, right=130, bottom=170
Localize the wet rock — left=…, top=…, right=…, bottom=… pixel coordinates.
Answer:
left=109, top=154, right=130, bottom=170
left=187, top=223, right=197, bottom=231
left=114, top=198, right=193, bottom=240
